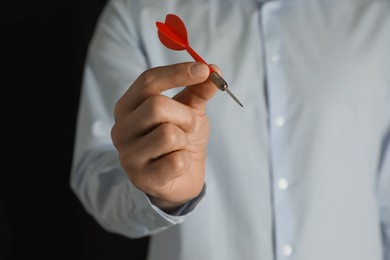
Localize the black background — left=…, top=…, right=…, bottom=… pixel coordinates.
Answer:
left=2, top=1, right=149, bottom=259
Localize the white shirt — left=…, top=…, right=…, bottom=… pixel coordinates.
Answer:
left=70, top=0, right=390, bottom=259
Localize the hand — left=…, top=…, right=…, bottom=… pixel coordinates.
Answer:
left=111, top=62, right=219, bottom=210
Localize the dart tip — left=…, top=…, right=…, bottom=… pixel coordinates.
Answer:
left=225, top=88, right=244, bottom=108
left=235, top=98, right=244, bottom=108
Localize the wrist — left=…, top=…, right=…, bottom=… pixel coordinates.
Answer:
left=147, top=194, right=188, bottom=213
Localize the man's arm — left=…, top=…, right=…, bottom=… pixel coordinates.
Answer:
left=70, top=0, right=217, bottom=238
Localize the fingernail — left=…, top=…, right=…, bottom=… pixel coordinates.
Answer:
left=190, top=63, right=209, bottom=77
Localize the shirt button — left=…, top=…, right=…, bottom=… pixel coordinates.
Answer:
left=281, top=244, right=293, bottom=256
left=277, top=178, right=289, bottom=190
left=270, top=54, right=280, bottom=64
left=275, top=116, right=285, bottom=126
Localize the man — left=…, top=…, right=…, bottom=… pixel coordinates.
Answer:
left=70, top=0, right=390, bottom=259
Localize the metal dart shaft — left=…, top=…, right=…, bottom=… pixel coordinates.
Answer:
left=225, top=88, right=244, bottom=108
left=209, top=72, right=243, bottom=107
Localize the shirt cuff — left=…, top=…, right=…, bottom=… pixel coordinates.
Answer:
left=160, top=184, right=206, bottom=216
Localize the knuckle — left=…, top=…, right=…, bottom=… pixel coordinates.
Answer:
left=121, top=159, right=144, bottom=188
left=115, top=147, right=152, bottom=194
left=119, top=151, right=141, bottom=173
left=139, top=69, right=157, bottom=88
left=145, top=95, right=168, bottom=118
left=160, top=124, right=180, bottom=149
left=168, top=151, right=190, bottom=174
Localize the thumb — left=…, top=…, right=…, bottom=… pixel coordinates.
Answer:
left=174, top=64, right=221, bottom=111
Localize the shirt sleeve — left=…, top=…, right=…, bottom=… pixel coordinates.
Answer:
left=378, top=117, right=390, bottom=260
left=69, top=0, right=203, bottom=239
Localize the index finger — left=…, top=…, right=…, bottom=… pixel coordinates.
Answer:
left=117, top=62, right=210, bottom=113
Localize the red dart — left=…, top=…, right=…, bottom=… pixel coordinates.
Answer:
left=156, top=14, right=243, bottom=108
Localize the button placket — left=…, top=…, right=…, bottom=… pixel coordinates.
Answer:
left=262, top=2, right=296, bottom=259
